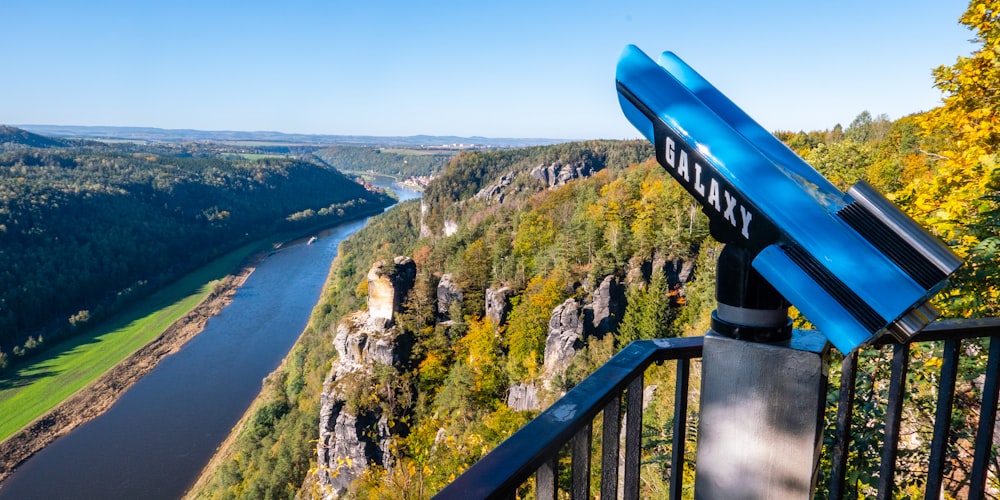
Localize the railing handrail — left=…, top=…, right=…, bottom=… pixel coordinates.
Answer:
left=436, top=317, right=1000, bottom=499
left=873, top=316, right=1000, bottom=344
left=434, top=336, right=703, bottom=499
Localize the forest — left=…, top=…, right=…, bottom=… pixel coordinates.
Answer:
left=313, top=146, right=454, bottom=179
left=0, top=129, right=392, bottom=369
left=190, top=1, right=1000, bottom=498
left=1, top=1, right=997, bottom=497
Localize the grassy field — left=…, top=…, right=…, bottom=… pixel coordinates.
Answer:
left=0, top=243, right=259, bottom=441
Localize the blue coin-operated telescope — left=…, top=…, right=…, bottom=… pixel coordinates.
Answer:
left=615, top=45, right=962, bottom=353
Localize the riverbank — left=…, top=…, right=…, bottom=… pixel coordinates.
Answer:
left=182, top=344, right=288, bottom=499
left=181, top=189, right=420, bottom=499
left=0, top=264, right=254, bottom=483
left=0, top=199, right=396, bottom=485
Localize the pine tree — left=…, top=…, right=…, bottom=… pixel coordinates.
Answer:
left=617, top=270, right=672, bottom=346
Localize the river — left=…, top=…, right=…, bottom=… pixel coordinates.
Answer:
left=0, top=180, right=419, bottom=500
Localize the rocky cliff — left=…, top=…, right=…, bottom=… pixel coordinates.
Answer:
left=366, top=256, right=417, bottom=327
left=485, top=285, right=513, bottom=327
left=507, top=275, right=630, bottom=410
left=315, top=253, right=696, bottom=495
left=314, top=257, right=416, bottom=498
left=293, top=141, right=728, bottom=498
left=474, top=159, right=603, bottom=206
left=545, top=277, right=626, bottom=378
left=436, top=273, right=462, bottom=322
left=313, top=260, right=635, bottom=493
left=529, top=160, right=599, bottom=189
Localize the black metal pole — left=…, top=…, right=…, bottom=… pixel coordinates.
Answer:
left=711, top=244, right=792, bottom=342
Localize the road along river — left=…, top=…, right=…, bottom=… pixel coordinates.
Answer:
left=0, top=181, right=419, bottom=500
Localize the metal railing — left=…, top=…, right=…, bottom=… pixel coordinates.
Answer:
left=435, top=336, right=702, bottom=499
left=832, top=317, right=1000, bottom=500
left=434, top=318, right=1000, bottom=499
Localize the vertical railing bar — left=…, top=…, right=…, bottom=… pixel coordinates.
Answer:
left=968, top=335, right=1000, bottom=500
left=829, top=350, right=859, bottom=500
left=925, top=338, right=961, bottom=500
left=877, top=342, right=910, bottom=500
left=571, top=422, right=592, bottom=500
left=623, top=374, right=644, bottom=499
left=670, top=358, right=690, bottom=499
left=600, top=395, right=622, bottom=500
left=536, top=454, right=557, bottom=500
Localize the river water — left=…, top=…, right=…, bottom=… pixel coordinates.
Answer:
left=0, top=181, right=419, bottom=500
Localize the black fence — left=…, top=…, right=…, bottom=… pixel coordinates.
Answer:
left=434, top=318, right=1000, bottom=499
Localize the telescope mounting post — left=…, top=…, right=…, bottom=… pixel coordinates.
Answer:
left=691, top=243, right=829, bottom=498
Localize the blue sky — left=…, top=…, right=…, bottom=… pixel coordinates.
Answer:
left=1, top=0, right=975, bottom=139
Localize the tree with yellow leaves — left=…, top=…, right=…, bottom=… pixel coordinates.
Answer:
left=504, top=272, right=567, bottom=382
left=899, top=0, right=1000, bottom=316
left=457, top=317, right=507, bottom=407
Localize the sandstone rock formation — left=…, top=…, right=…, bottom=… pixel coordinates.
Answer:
left=529, top=160, right=599, bottom=189
left=485, top=286, right=513, bottom=327
left=663, top=256, right=696, bottom=286
left=419, top=200, right=432, bottom=238
left=520, top=275, right=628, bottom=401
left=436, top=273, right=462, bottom=321
left=584, top=275, right=625, bottom=338
left=540, top=276, right=625, bottom=380
left=317, top=397, right=392, bottom=496
left=474, top=171, right=516, bottom=205
left=507, top=382, right=540, bottom=411
left=366, top=256, right=416, bottom=327
left=543, top=298, right=584, bottom=376
left=315, top=257, right=416, bottom=498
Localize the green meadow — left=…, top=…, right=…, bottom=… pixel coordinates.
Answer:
left=0, top=243, right=258, bottom=441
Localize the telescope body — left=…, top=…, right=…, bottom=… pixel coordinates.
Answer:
left=616, top=45, right=961, bottom=353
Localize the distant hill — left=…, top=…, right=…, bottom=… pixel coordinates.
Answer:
left=16, top=125, right=568, bottom=149
left=314, top=145, right=454, bottom=178
left=0, top=126, right=66, bottom=148
left=0, top=141, right=392, bottom=357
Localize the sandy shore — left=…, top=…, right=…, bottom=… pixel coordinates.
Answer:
left=0, top=265, right=255, bottom=483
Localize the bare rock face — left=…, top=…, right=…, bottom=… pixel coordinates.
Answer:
left=366, top=256, right=416, bottom=327
left=419, top=201, right=432, bottom=238
left=529, top=160, right=598, bottom=189
left=625, top=255, right=653, bottom=286
left=474, top=171, right=516, bottom=205
left=436, top=273, right=463, bottom=321
left=658, top=255, right=695, bottom=286
left=316, top=310, right=410, bottom=497
left=625, top=255, right=696, bottom=304
left=669, top=258, right=696, bottom=284
left=317, top=401, right=389, bottom=496
left=584, top=275, right=625, bottom=339
left=543, top=299, right=584, bottom=376
left=332, top=311, right=404, bottom=371
left=507, top=382, right=540, bottom=411
left=315, top=257, right=416, bottom=498
left=485, top=286, right=514, bottom=327
left=537, top=277, right=625, bottom=390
